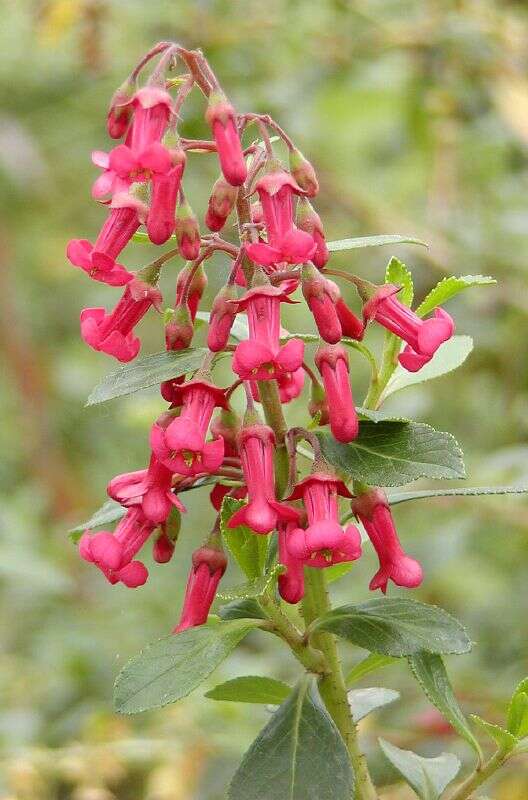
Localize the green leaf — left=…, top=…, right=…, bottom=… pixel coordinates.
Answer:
left=327, top=234, right=428, bottom=252
left=346, top=654, right=399, bottom=687
left=408, top=651, right=483, bottom=760
left=228, top=675, right=353, bottom=800
left=379, top=738, right=460, bottom=800
left=217, top=565, right=283, bottom=601
left=388, top=485, right=528, bottom=506
left=205, top=676, right=291, bottom=705
left=416, top=275, right=496, bottom=318
left=69, top=499, right=125, bottom=539
left=220, top=497, right=268, bottom=580
left=317, top=421, right=465, bottom=487
left=471, top=716, right=517, bottom=753
left=508, top=678, right=528, bottom=738
left=325, top=562, right=355, bottom=584
left=113, top=620, right=260, bottom=714
left=217, top=598, right=266, bottom=621
left=86, top=348, right=207, bottom=405
left=311, top=598, right=471, bottom=657
left=381, top=335, right=473, bottom=401
left=385, top=257, right=414, bottom=306
left=349, top=687, right=399, bottom=721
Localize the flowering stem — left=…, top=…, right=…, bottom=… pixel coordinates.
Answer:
left=448, top=749, right=510, bottom=800
left=302, top=568, right=379, bottom=800
left=363, top=330, right=400, bottom=410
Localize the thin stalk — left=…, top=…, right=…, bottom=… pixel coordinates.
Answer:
left=302, top=568, right=379, bottom=800
left=448, top=749, right=509, bottom=800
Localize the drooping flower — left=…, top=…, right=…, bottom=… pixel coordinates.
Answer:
left=245, top=168, right=316, bottom=267
left=250, top=367, right=305, bottom=404
left=288, top=147, right=319, bottom=197
left=352, top=488, right=423, bottom=593
left=151, top=379, right=227, bottom=476
left=175, top=262, right=208, bottom=321
left=67, top=191, right=147, bottom=285
left=80, top=273, right=162, bottom=362
left=152, top=530, right=176, bottom=563
left=107, top=452, right=186, bottom=525
left=296, top=198, right=328, bottom=268
left=335, top=295, right=364, bottom=340
left=286, top=473, right=362, bottom=568
left=174, top=536, right=228, bottom=633
left=207, top=283, right=239, bottom=351
left=209, top=483, right=247, bottom=512
left=107, top=76, right=135, bottom=139
left=231, top=284, right=304, bottom=382
left=128, top=86, right=173, bottom=154
left=363, top=284, right=455, bottom=372
left=206, top=94, right=247, bottom=187
left=79, top=507, right=156, bottom=588
left=146, top=136, right=186, bottom=244
left=314, top=343, right=358, bottom=442
left=302, top=262, right=342, bottom=344
left=205, top=175, right=239, bottom=232
left=174, top=196, right=201, bottom=261
left=278, top=518, right=305, bottom=604
left=228, top=423, right=298, bottom=534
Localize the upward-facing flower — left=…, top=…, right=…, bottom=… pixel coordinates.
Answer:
left=231, top=284, right=304, bottom=381
left=151, top=378, right=227, bottom=476
left=363, top=284, right=455, bottom=372
left=79, top=506, right=156, bottom=588
left=107, top=453, right=186, bottom=526
left=67, top=190, right=147, bottom=285
left=228, top=422, right=298, bottom=534
left=206, top=94, right=247, bottom=187
left=245, top=167, right=316, bottom=267
left=286, top=472, right=361, bottom=568
left=80, top=272, right=162, bottom=362
left=315, top=343, right=358, bottom=442
left=174, top=536, right=228, bottom=633
left=352, top=488, right=423, bottom=593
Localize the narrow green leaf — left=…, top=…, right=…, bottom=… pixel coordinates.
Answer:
left=325, top=561, right=355, bottom=584
left=228, top=675, right=353, bottom=800
left=317, top=420, right=465, bottom=487
left=113, top=620, right=260, bottom=714
left=311, top=598, right=471, bottom=657
left=416, top=275, right=496, bottom=318
left=349, top=687, right=399, bottom=721
left=217, top=598, right=266, bottom=621
left=220, top=497, right=268, bottom=580
left=388, top=485, right=528, bottom=506
left=408, top=651, right=483, bottom=760
left=69, top=499, right=125, bottom=537
left=205, top=676, right=291, bottom=705
left=217, top=565, right=283, bottom=601
left=86, top=348, right=207, bottom=405
left=471, top=716, right=517, bottom=753
left=508, top=678, right=528, bottom=738
left=381, top=336, right=473, bottom=400
left=385, top=257, right=414, bottom=306
left=379, top=738, right=460, bottom=800
left=327, top=234, right=428, bottom=252
left=346, top=654, right=399, bottom=687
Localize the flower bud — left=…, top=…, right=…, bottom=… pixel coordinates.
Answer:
left=211, top=408, right=241, bottom=457
left=288, top=146, right=319, bottom=197
left=208, top=284, right=239, bottom=351
left=175, top=197, right=201, bottom=261
left=206, top=93, right=247, bottom=187
left=205, top=175, right=238, bottom=232
left=301, top=262, right=342, bottom=344
left=164, top=304, right=194, bottom=351
left=107, top=77, right=135, bottom=139
left=296, top=197, right=329, bottom=268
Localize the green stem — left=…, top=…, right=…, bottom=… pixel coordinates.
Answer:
left=302, top=568, right=379, bottom=800
left=257, top=379, right=289, bottom=496
left=448, top=749, right=509, bottom=800
left=363, top=331, right=400, bottom=410
left=258, top=591, right=327, bottom=676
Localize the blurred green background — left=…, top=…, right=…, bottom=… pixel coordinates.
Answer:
left=1, top=1, right=528, bottom=797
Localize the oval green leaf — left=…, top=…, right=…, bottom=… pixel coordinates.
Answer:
left=379, top=738, right=460, bottom=800
left=205, top=675, right=291, bottom=705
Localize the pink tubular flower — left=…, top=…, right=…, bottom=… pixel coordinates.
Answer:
left=153, top=530, right=176, bottom=564
left=352, top=488, right=423, bottom=593
left=147, top=145, right=186, bottom=245
left=245, top=169, right=316, bottom=267
left=335, top=296, right=365, bottom=340
left=128, top=86, right=173, bottom=153
left=231, top=285, right=304, bottom=381
left=79, top=507, right=156, bottom=588
left=175, top=262, right=207, bottom=322
left=174, top=197, right=201, bottom=261
left=286, top=473, right=362, bottom=568
left=315, top=344, right=358, bottom=442
left=91, top=150, right=131, bottom=200
left=107, top=453, right=186, bottom=526
left=363, top=285, right=455, bottom=372
left=228, top=423, right=299, bottom=534
left=67, top=191, right=147, bottom=285
left=278, top=518, right=305, bottom=604
left=207, top=283, right=238, bottom=351
left=209, top=483, right=246, bottom=512
left=205, top=175, right=239, bottom=232
left=80, top=275, right=162, bottom=362
left=296, top=198, right=328, bottom=268
left=206, top=95, right=247, bottom=187
left=151, top=379, right=227, bottom=476
left=251, top=366, right=305, bottom=404
left=302, top=263, right=342, bottom=344
left=174, top=544, right=228, bottom=633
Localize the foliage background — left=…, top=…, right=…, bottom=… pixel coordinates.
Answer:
left=1, top=1, right=528, bottom=797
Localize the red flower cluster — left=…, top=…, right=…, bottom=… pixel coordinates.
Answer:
left=72, top=45, right=458, bottom=632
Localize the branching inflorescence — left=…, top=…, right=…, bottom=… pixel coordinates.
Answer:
left=69, top=43, right=527, bottom=800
